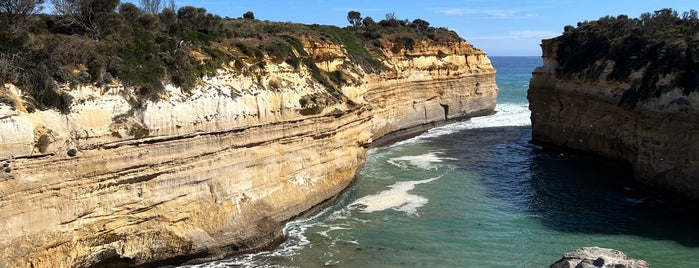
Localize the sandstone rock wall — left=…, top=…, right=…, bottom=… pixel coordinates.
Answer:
left=529, top=38, right=699, bottom=200
left=367, top=40, right=497, bottom=143
left=0, top=38, right=497, bottom=267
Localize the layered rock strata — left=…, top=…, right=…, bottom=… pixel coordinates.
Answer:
left=0, top=38, right=497, bottom=267
left=529, top=38, right=699, bottom=200
left=365, top=40, right=497, bottom=144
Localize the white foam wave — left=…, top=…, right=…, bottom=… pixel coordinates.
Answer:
left=324, top=260, right=342, bottom=266
left=387, top=152, right=455, bottom=170
left=425, top=103, right=530, bottom=136
left=471, top=103, right=531, bottom=127
left=190, top=225, right=309, bottom=267
left=350, top=177, right=439, bottom=215
left=316, top=224, right=351, bottom=238
left=390, top=103, right=531, bottom=147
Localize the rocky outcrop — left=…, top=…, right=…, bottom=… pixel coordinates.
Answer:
left=528, top=38, right=699, bottom=200
left=550, top=247, right=650, bottom=268
left=0, top=37, right=497, bottom=267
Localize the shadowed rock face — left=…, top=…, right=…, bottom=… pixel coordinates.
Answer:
left=0, top=37, right=497, bottom=267
left=529, top=38, right=699, bottom=201
left=550, top=247, right=650, bottom=268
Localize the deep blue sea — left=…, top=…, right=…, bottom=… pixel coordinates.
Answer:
left=188, top=57, right=699, bottom=267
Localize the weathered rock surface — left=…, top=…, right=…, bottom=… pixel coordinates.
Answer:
left=550, top=247, right=650, bottom=268
left=529, top=38, right=699, bottom=200
left=0, top=37, right=497, bottom=267
left=366, top=40, right=497, bottom=145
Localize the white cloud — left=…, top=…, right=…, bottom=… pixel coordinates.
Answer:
left=469, top=30, right=560, bottom=40
left=331, top=7, right=384, bottom=13
left=509, top=30, right=560, bottom=38
left=437, top=8, right=526, bottom=18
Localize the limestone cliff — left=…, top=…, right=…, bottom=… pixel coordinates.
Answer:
left=0, top=36, right=496, bottom=266
left=366, top=39, right=497, bottom=144
left=529, top=38, right=699, bottom=200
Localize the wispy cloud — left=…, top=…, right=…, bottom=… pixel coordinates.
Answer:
left=469, top=30, right=560, bottom=40
left=331, top=7, right=384, bottom=13
left=436, top=8, right=535, bottom=19
left=509, top=30, right=560, bottom=38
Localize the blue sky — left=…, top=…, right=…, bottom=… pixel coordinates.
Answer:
left=137, top=0, right=697, bottom=56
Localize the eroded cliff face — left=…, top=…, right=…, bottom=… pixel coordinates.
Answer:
left=0, top=37, right=496, bottom=267
left=367, top=40, right=497, bottom=143
left=529, top=38, right=699, bottom=200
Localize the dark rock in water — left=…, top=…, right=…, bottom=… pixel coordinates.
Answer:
left=550, top=247, right=650, bottom=268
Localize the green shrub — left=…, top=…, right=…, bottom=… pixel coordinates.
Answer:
left=25, top=65, right=72, bottom=113
left=327, top=70, right=347, bottom=85
left=312, top=25, right=385, bottom=73
left=0, top=95, right=16, bottom=109
left=391, top=36, right=415, bottom=53
left=285, top=57, right=300, bottom=69
left=262, top=40, right=295, bottom=60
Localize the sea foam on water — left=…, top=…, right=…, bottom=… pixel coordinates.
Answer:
left=350, top=176, right=439, bottom=215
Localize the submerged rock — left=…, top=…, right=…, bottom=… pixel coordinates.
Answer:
left=550, top=247, right=650, bottom=268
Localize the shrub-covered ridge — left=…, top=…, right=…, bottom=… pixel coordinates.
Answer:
left=553, top=8, right=699, bottom=108
left=0, top=2, right=465, bottom=113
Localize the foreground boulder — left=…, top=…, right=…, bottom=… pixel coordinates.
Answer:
left=550, top=247, right=650, bottom=268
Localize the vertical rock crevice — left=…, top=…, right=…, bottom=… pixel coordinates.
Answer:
left=440, top=103, right=449, bottom=120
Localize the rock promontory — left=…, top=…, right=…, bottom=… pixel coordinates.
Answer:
left=0, top=9, right=497, bottom=267
left=528, top=10, right=699, bottom=201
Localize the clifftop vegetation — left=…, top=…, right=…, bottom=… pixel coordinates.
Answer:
left=554, top=8, right=699, bottom=108
left=0, top=1, right=463, bottom=113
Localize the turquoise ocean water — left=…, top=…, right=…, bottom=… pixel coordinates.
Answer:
left=188, top=57, right=699, bottom=267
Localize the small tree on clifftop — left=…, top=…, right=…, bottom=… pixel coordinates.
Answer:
left=347, top=10, right=361, bottom=28
left=243, top=10, right=254, bottom=19
left=0, top=0, right=45, bottom=32
left=362, top=16, right=375, bottom=27
left=411, top=18, right=429, bottom=30
left=50, top=0, right=120, bottom=39
left=139, top=0, right=162, bottom=14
